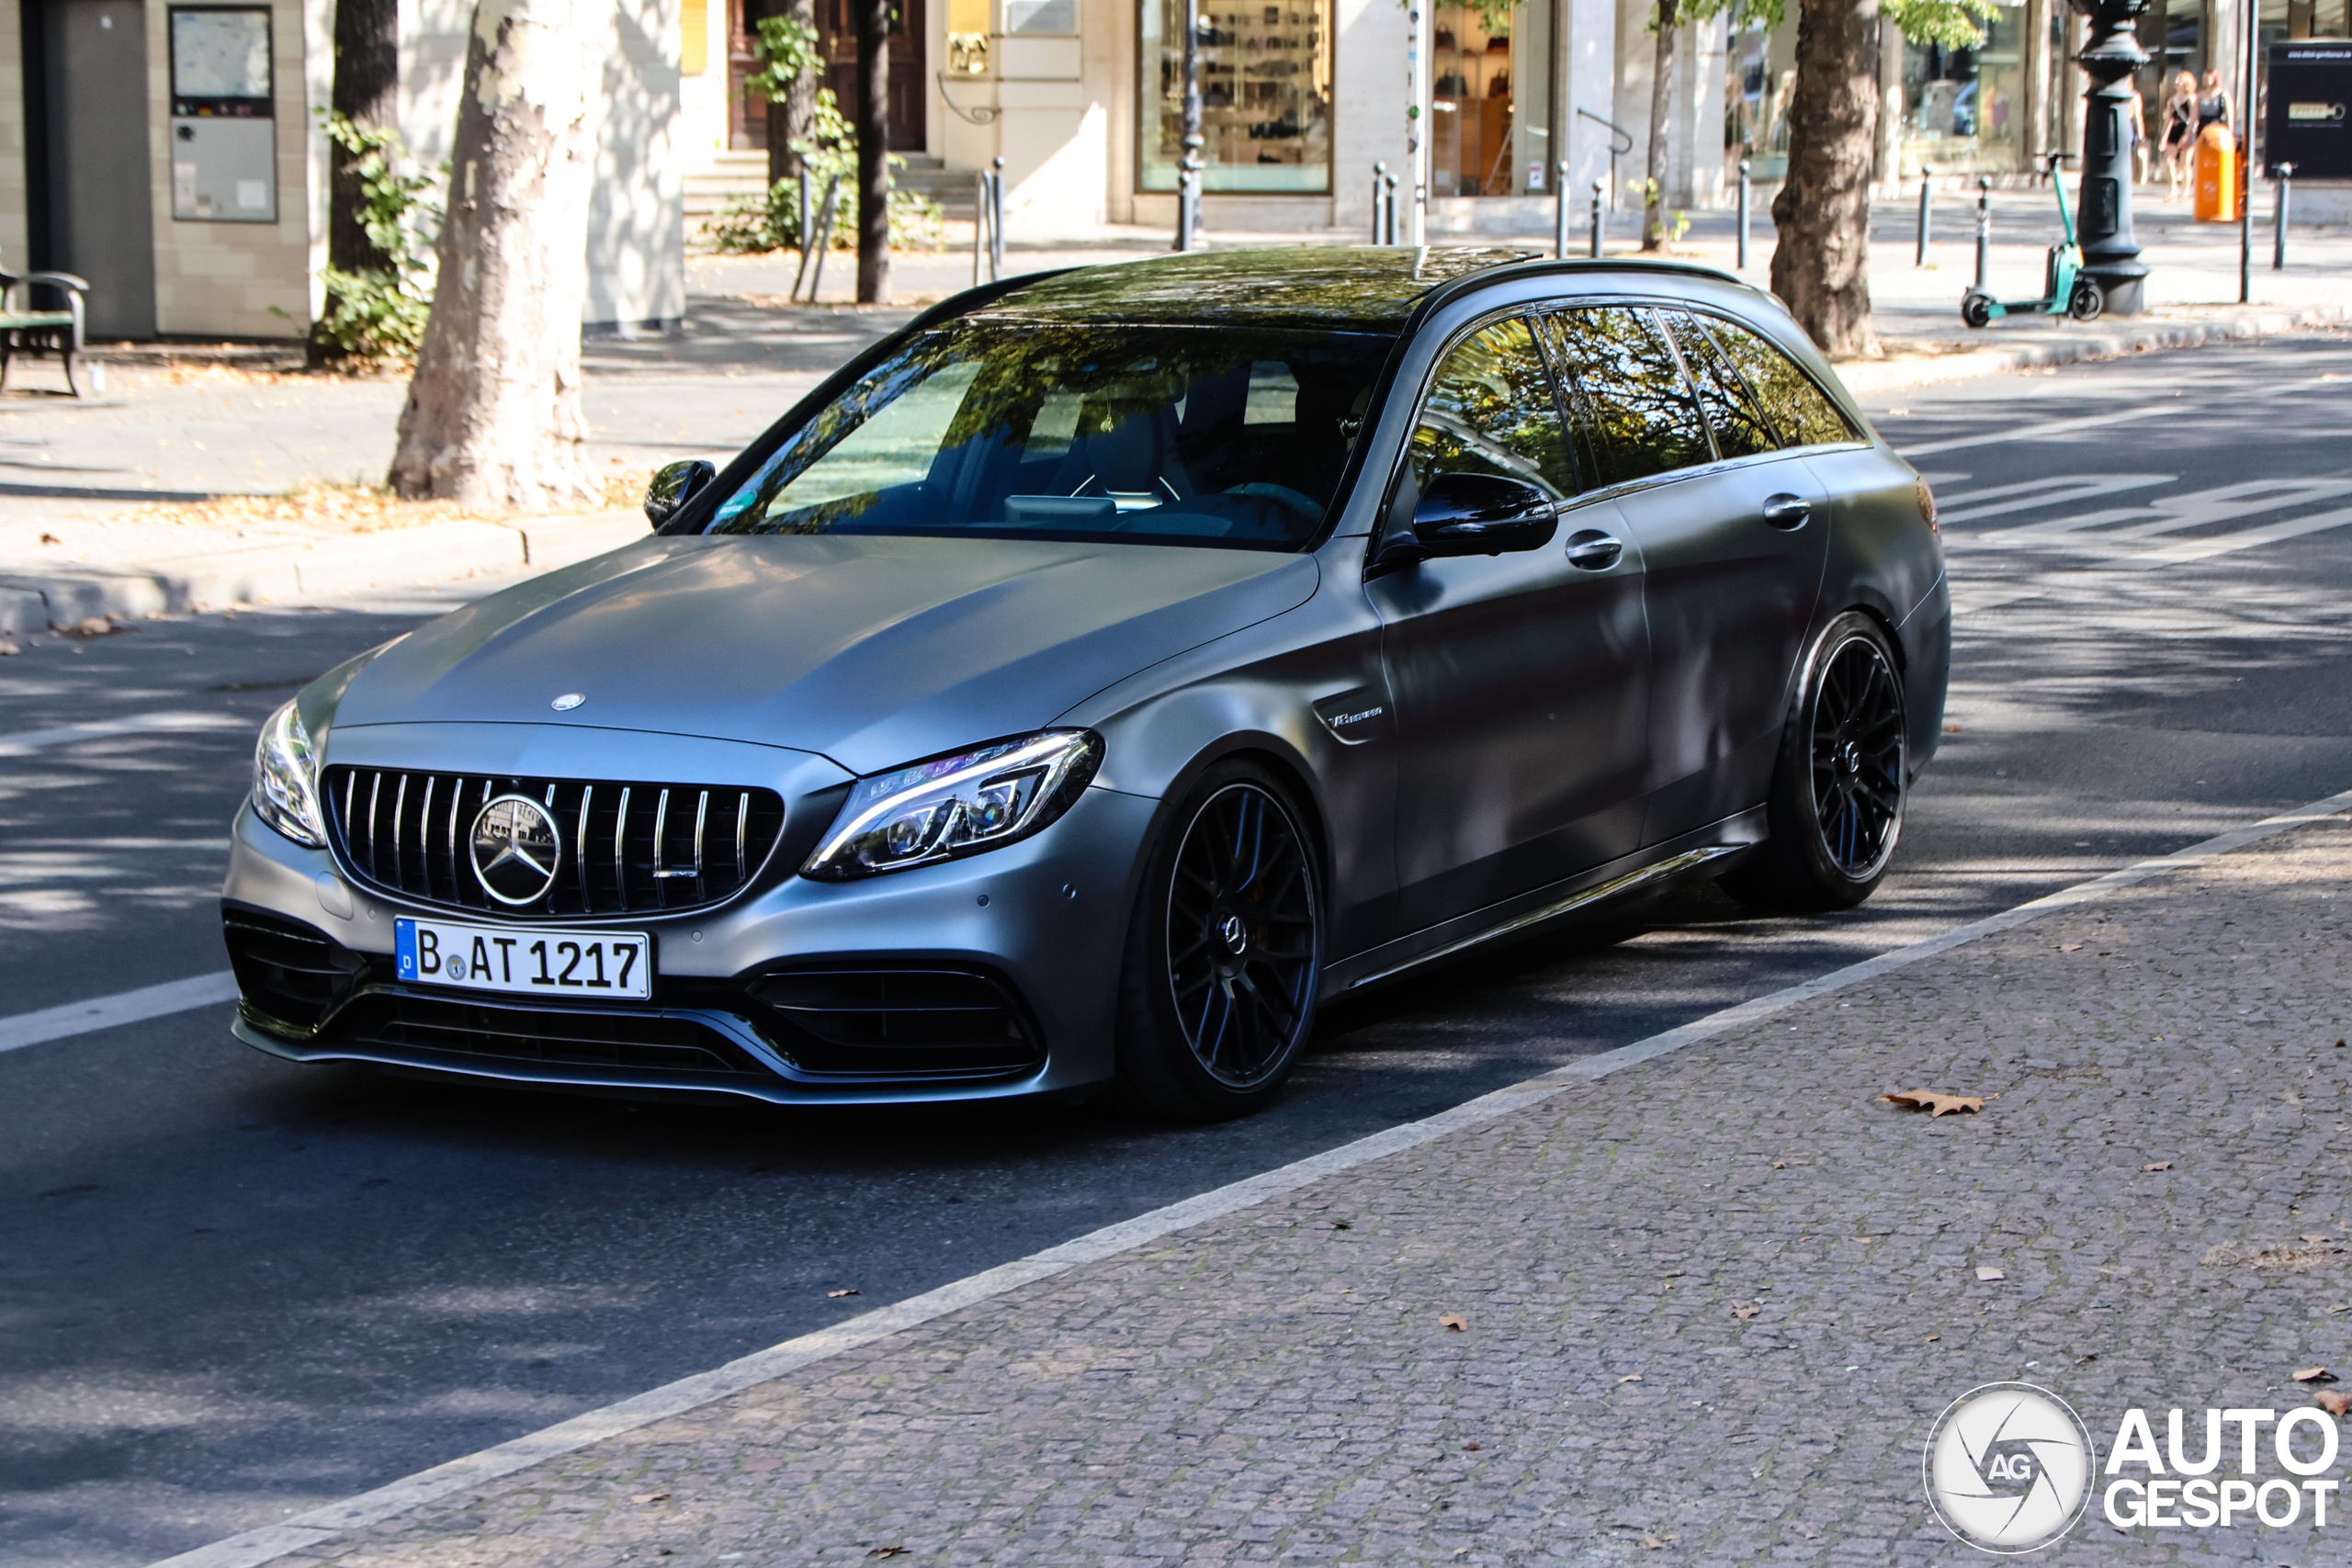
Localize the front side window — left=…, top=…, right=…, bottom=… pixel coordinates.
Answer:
left=1697, top=316, right=1859, bottom=448
left=1406, top=317, right=1577, bottom=502
left=1545, top=306, right=1713, bottom=486
left=1140, top=0, right=1333, bottom=194
left=705, top=322, right=1393, bottom=549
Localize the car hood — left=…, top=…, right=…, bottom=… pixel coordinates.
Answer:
left=330, top=534, right=1319, bottom=775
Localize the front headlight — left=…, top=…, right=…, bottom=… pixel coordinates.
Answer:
left=251, top=700, right=327, bottom=848
left=802, top=730, right=1103, bottom=880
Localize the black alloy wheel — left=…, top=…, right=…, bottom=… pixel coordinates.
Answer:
left=1720, top=613, right=1908, bottom=912
left=1113, top=763, right=1324, bottom=1120
left=1808, top=631, right=1906, bottom=881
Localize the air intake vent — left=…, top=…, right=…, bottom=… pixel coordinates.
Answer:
left=323, top=767, right=786, bottom=919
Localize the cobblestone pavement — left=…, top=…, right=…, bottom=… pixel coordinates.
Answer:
left=237, top=818, right=2352, bottom=1567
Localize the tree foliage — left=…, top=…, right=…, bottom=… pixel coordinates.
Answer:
left=745, top=12, right=825, bottom=100
left=304, top=112, right=443, bottom=364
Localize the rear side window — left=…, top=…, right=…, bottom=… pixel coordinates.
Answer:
left=1544, top=307, right=1713, bottom=486
left=1660, top=310, right=1776, bottom=461
left=1407, top=316, right=1578, bottom=501
left=1697, top=316, right=1859, bottom=448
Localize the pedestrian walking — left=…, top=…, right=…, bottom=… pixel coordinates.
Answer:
left=2161, top=70, right=2198, bottom=198
left=2126, top=81, right=2150, bottom=186
left=2198, top=68, right=2233, bottom=138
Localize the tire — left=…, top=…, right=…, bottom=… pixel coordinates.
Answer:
left=1718, top=613, right=1909, bottom=913
left=1109, top=761, right=1325, bottom=1122
left=1961, top=291, right=1994, bottom=329
left=2067, top=278, right=2105, bottom=321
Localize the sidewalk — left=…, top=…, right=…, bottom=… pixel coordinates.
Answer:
left=167, top=799, right=2352, bottom=1567
left=2, top=186, right=2343, bottom=633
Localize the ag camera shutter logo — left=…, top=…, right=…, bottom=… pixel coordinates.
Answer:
left=1923, top=1382, right=2097, bottom=1552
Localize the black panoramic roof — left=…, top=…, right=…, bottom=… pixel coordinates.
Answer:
left=963, top=246, right=1549, bottom=333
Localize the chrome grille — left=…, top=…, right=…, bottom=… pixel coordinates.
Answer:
left=323, top=766, right=786, bottom=919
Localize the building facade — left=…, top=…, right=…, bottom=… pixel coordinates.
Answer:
left=681, top=0, right=1735, bottom=237
left=0, top=0, right=683, bottom=343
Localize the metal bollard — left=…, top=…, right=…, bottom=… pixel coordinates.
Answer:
left=973, top=170, right=990, bottom=286
left=1382, top=172, right=1398, bottom=245
left=1175, top=141, right=1203, bottom=253
left=1372, top=162, right=1388, bottom=243
left=798, top=167, right=813, bottom=273
left=803, top=175, right=842, bottom=302
left=1973, top=175, right=1991, bottom=292
left=1915, top=164, right=1933, bottom=267
left=1736, top=158, right=1750, bottom=270
left=2275, top=162, right=2296, bottom=271
left=990, top=157, right=1006, bottom=278
left=1589, top=180, right=1604, bottom=259
left=1554, top=161, right=1571, bottom=259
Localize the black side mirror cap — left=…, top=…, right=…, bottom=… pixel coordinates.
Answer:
left=1410, top=471, right=1558, bottom=558
left=644, top=459, right=718, bottom=529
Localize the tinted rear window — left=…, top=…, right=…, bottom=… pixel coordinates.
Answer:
left=1696, top=316, right=1859, bottom=448
left=1660, top=310, right=1777, bottom=461
left=1545, top=306, right=1713, bottom=485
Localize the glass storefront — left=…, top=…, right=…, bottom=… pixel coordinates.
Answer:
left=1429, top=4, right=1552, bottom=197
left=1901, top=1, right=2029, bottom=173
left=1140, top=0, right=1333, bottom=193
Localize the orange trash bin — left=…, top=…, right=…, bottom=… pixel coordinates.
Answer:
left=2195, top=124, right=2239, bottom=221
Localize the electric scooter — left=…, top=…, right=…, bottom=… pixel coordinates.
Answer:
left=1959, top=152, right=2104, bottom=328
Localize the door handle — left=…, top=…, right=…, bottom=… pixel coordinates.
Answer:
left=1564, top=529, right=1623, bottom=570
left=1761, top=493, right=1812, bottom=531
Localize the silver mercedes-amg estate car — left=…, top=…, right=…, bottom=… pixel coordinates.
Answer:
left=221, top=247, right=1949, bottom=1120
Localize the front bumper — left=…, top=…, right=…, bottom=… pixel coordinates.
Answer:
left=220, top=778, right=1159, bottom=1106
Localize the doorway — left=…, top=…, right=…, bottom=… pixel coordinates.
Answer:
left=729, top=0, right=929, bottom=153
left=32, top=0, right=157, bottom=340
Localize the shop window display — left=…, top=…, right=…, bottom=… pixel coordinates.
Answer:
left=1430, top=6, right=1531, bottom=196
left=1901, top=2, right=2026, bottom=172
left=1141, top=0, right=1333, bottom=193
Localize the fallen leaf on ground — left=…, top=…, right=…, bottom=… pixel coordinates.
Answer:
left=1771, top=1160, right=1787, bottom=1169
left=1661, top=1280, right=1676, bottom=1292
left=1439, top=1314, right=1468, bottom=1332
left=2305, top=1235, right=2334, bottom=1245
left=1976, top=1266, right=2007, bottom=1282
left=1733, top=1303, right=1761, bottom=1319
left=1884, top=1089, right=1986, bottom=1117
left=2059, top=942, right=2084, bottom=953
left=0, top=640, right=17, bottom=656
left=1619, top=1373, right=1644, bottom=1383
left=1926, top=1334, right=1940, bottom=1342
left=2293, top=1367, right=2336, bottom=1383
left=1641, top=1533, right=1680, bottom=1549
left=1329, top=1220, right=1352, bottom=1230
left=1945, top=723, right=1962, bottom=733
left=40, top=532, right=61, bottom=545
left=2318, top=1390, right=2352, bottom=1416
left=868, top=1551, right=910, bottom=1561
left=631, top=1493, right=671, bottom=1504
left=827, top=1289, right=860, bottom=1298
left=2142, top=1161, right=2172, bottom=1172
left=2078, top=1352, right=2099, bottom=1362
left=1463, top=1440, right=1480, bottom=1451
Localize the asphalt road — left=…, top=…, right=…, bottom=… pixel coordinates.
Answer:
left=6, top=331, right=2352, bottom=1567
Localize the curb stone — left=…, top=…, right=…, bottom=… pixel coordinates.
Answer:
left=0, top=513, right=650, bottom=629
left=1838, top=301, right=2349, bottom=394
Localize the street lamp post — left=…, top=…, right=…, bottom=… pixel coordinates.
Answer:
left=1174, top=0, right=1203, bottom=253
left=2068, top=0, right=2150, bottom=314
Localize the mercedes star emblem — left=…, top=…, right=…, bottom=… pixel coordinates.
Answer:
left=550, top=692, right=586, bottom=711
left=469, top=795, right=563, bottom=906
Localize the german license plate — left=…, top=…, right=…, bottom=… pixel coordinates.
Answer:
left=393, top=917, right=651, bottom=1001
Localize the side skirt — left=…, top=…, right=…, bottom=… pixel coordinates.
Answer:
left=1319, top=807, right=1768, bottom=997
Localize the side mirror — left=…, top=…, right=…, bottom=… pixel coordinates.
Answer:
left=644, top=458, right=718, bottom=529
left=1377, top=471, right=1557, bottom=570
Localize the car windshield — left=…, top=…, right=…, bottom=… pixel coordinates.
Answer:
left=704, top=321, right=1396, bottom=549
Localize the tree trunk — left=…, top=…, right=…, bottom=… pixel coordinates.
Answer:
left=855, top=0, right=891, bottom=303
left=1642, top=0, right=1679, bottom=250
left=328, top=0, right=400, bottom=275
left=1769, top=0, right=1882, bottom=355
left=766, top=0, right=819, bottom=183
left=389, top=0, right=597, bottom=507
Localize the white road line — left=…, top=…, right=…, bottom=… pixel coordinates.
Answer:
left=0, top=711, right=250, bottom=758
left=142, top=783, right=2352, bottom=1568
left=0, top=971, right=242, bottom=1055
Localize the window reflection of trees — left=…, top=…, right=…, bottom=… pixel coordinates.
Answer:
left=1693, top=317, right=1857, bottom=449
left=706, top=321, right=1393, bottom=545
left=1547, top=307, right=1713, bottom=486
left=1660, top=310, right=1776, bottom=461
left=1408, top=319, right=1574, bottom=500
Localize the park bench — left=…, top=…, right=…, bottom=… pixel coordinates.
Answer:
left=1, top=257, right=97, bottom=397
